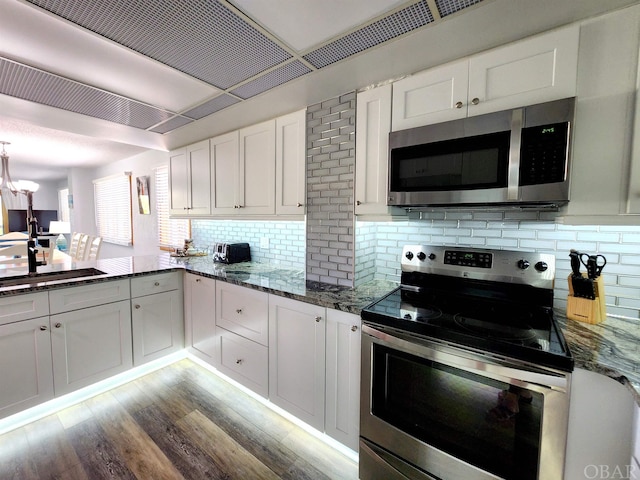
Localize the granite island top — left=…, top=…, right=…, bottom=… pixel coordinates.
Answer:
left=2, top=253, right=639, bottom=403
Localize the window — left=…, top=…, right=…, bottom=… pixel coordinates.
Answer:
left=155, top=165, right=189, bottom=250
left=94, top=173, right=132, bottom=245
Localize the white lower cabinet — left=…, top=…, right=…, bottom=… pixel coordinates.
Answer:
left=215, top=281, right=269, bottom=397
left=50, top=300, right=132, bottom=396
left=325, top=309, right=361, bottom=451
left=0, top=316, right=54, bottom=419
left=269, top=295, right=326, bottom=431
left=131, top=272, right=184, bottom=366
left=184, top=274, right=217, bottom=364
left=217, top=328, right=269, bottom=398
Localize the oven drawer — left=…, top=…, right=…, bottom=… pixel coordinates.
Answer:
left=360, top=439, right=436, bottom=480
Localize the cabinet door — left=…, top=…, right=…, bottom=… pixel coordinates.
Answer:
left=0, top=317, right=54, bottom=419
left=186, top=139, right=211, bottom=215
left=626, top=43, right=640, bottom=214
left=169, top=147, right=189, bottom=215
left=239, top=120, right=276, bottom=215
left=276, top=109, right=306, bottom=215
left=325, top=309, right=361, bottom=451
left=132, top=290, right=184, bottom=366
left=392, top=60, right=469, bottom=130
left=211, top=131, right=240, bottom=215
left=51, top=300, right=133, bottom=396
left=269, top=295, right=325, bottom=431
left=355, top=85, right=405, bottom=217
left=184, top=274, right=217, bottom=364
left=468, top=25, right=579, bottom=117
left=216, top=281, right=268, bottom=346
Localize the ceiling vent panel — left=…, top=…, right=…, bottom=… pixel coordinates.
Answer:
left=230, top=61, right=312, bottom=100
left=435, top=0, right=484, bottom=17
left=149, top=115, right=194, bottom=134
left=26, top=0, right=293, bottom=90
left=0, top=58, right=174, bottom=129
left=182, top=94, right=241, bottom=120
left=303, top=1, right=434, bottom=69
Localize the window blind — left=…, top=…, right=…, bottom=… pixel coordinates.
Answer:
left=93, top=173, right=132, bottom=246
left=155, top=165, right=190, bottom=250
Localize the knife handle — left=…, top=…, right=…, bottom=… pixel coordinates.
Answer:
left=569, top=250, right=581, bottom=276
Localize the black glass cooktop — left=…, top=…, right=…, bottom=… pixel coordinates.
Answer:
left=361, top=286, right=573, bottom=372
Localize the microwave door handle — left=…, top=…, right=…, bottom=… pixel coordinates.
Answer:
left=507, top=108, right=523, bottom=201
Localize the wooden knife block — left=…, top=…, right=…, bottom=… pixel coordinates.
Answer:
left=567, top=274, right=606, bottom=324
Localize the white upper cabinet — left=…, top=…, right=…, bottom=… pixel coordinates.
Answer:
left=211, top=131, right=240, bottom=216
left=392, top=25, right=580, bottom=131
left=392, top=60, right=469, bottom=129
left=239, top=119, right=276, bottom=215
left=559, top=5, right=640, bottom=222
left=275, top=109, right=306, bottom=215
left=627, top=42, right=640, bottom=215
left=355, top=84, right=405, bottom=217
left=169, top=139, right=211, bottom=216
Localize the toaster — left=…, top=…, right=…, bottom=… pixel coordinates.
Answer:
left=212, top=242, right=251, bottom=264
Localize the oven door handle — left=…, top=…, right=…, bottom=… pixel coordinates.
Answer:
left=362, top=323, right=569, bottom=392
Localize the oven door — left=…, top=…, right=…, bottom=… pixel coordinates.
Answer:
left=360, top=324, right=571, bottom=480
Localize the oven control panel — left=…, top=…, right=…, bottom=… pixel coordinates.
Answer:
left=401, top=245, right=555, bottom=289
left=444, top=250, right=492, bottom=268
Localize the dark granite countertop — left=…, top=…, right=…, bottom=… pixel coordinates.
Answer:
left=2, top=253, right=639, bottom=403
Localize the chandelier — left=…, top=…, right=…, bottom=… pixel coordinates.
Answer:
left=0, top=141, right=40, bottom=196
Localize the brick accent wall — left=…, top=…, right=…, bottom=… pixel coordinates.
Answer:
left=306, top=92, right=356, bottom=286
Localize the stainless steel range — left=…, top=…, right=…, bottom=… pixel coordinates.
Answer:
left=359, top=245, right=573, bottom=480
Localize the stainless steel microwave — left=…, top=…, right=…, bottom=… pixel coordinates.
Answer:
left=388, top=97, right=575, bottom=208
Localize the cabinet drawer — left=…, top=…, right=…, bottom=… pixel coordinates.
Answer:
left=218, top=327, right=268, bottom=398
left=0, top=292, right=49, bottom=325
left=216, top=282, right=268, bottom=346
left=131, top=271, right=181, bottom=298
left=49, top=279, right=130, bottom=314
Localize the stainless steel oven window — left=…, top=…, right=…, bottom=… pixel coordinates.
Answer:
left=360, top=325, right=571, bottom=480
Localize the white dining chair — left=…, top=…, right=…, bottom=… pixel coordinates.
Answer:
left=67, top=232, right=82, bottom=258
left=75, top=234, right=91, bottom=260
left=87, top=236, right=103, bottom=260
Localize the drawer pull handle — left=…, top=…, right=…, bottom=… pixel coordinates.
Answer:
left=196, top=278, right=201, bottom=283
left=351, top=325, right=358, bottom=332
left=154, top=281, right=160, bottom=286
left=297, top=203, right=303, bottom=207
left=471, top=97, right=480, bottom=105
left=55, top=323, right=62, bottom=328
left=236, top=359, right=243, bottom=365
left=40, top=325, right=48, bottom=331
left=455, top=101, right=463, bottom=109
left=315, top=316, right=322, bottom=322
left=356, top=200, right=362, bottom=206
left=236, top=309, right=242, bottom=314
left=135, top=304, right=141, bottom=309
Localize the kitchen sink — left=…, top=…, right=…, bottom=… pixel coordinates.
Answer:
left=0, top=268, right=107, bottom=288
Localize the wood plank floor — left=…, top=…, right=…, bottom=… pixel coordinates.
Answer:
left=0, top=359, right=359, bottom=480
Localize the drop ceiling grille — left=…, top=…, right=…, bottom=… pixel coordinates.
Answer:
left=436, top=0, right=484, bottom=17
left=12, top=0, right=486, bottom=133
left=26, top=0, right=293, bottom=90
left=303, top=1, right=434, bottom=69
left=183, top=94, right=241, bottom=120
left=0, top=58, right=174, bottom=129
left=230, top=61, right=312, bottom=100
left=149, top=115, right=194, bottom=134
